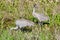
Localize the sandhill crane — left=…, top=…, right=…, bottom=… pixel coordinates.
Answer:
left=32, top=4, right=50, bottom=25
left=10, top=18, right=35, bottom=30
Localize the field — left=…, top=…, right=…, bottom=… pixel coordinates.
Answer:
left=0, top=0, right=60, bottom=40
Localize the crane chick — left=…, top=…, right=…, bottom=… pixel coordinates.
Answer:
left=10, top=18, right=35, bottom=30
left=32, top=4, right=50, bottom=25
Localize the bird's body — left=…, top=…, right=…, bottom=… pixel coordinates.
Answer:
left=32, top=12, right=49, bottom=22
left=15, top=19, right=35, bottom=28
left=10, top=19, right=35, bottom=30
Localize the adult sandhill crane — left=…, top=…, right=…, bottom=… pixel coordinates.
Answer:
left=10, top=18, right=35, bottom=30
left=32, top=4, right=50, bottom=25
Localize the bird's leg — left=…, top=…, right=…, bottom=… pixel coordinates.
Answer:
left=38, top=22, right=43, bottom=31
left=38, top=22, right=43, bottom=27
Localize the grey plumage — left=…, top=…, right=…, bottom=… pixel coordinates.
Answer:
left=10, top=18, right=35, bottom=30
left=32, top=4, right=50, bottom=23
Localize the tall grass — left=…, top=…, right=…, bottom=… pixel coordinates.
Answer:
left=0, top=0, right=60, bottom=40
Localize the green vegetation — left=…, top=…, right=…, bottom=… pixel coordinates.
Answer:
left=0, top=0, right=60, bottom=40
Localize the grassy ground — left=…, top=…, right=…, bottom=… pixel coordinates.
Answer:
left=0, top=0, right=60, bottom=40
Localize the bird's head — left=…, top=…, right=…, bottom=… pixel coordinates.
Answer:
left=33, top=4, right=37, bottom=8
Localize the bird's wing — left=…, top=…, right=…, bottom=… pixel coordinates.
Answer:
left=36, top=13, right=49, bottom=21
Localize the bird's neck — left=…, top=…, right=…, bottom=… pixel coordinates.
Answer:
left=33, top=8, right=36, bottom=14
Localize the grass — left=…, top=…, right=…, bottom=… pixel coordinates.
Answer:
left=0, top=0, right=60, bottom=40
